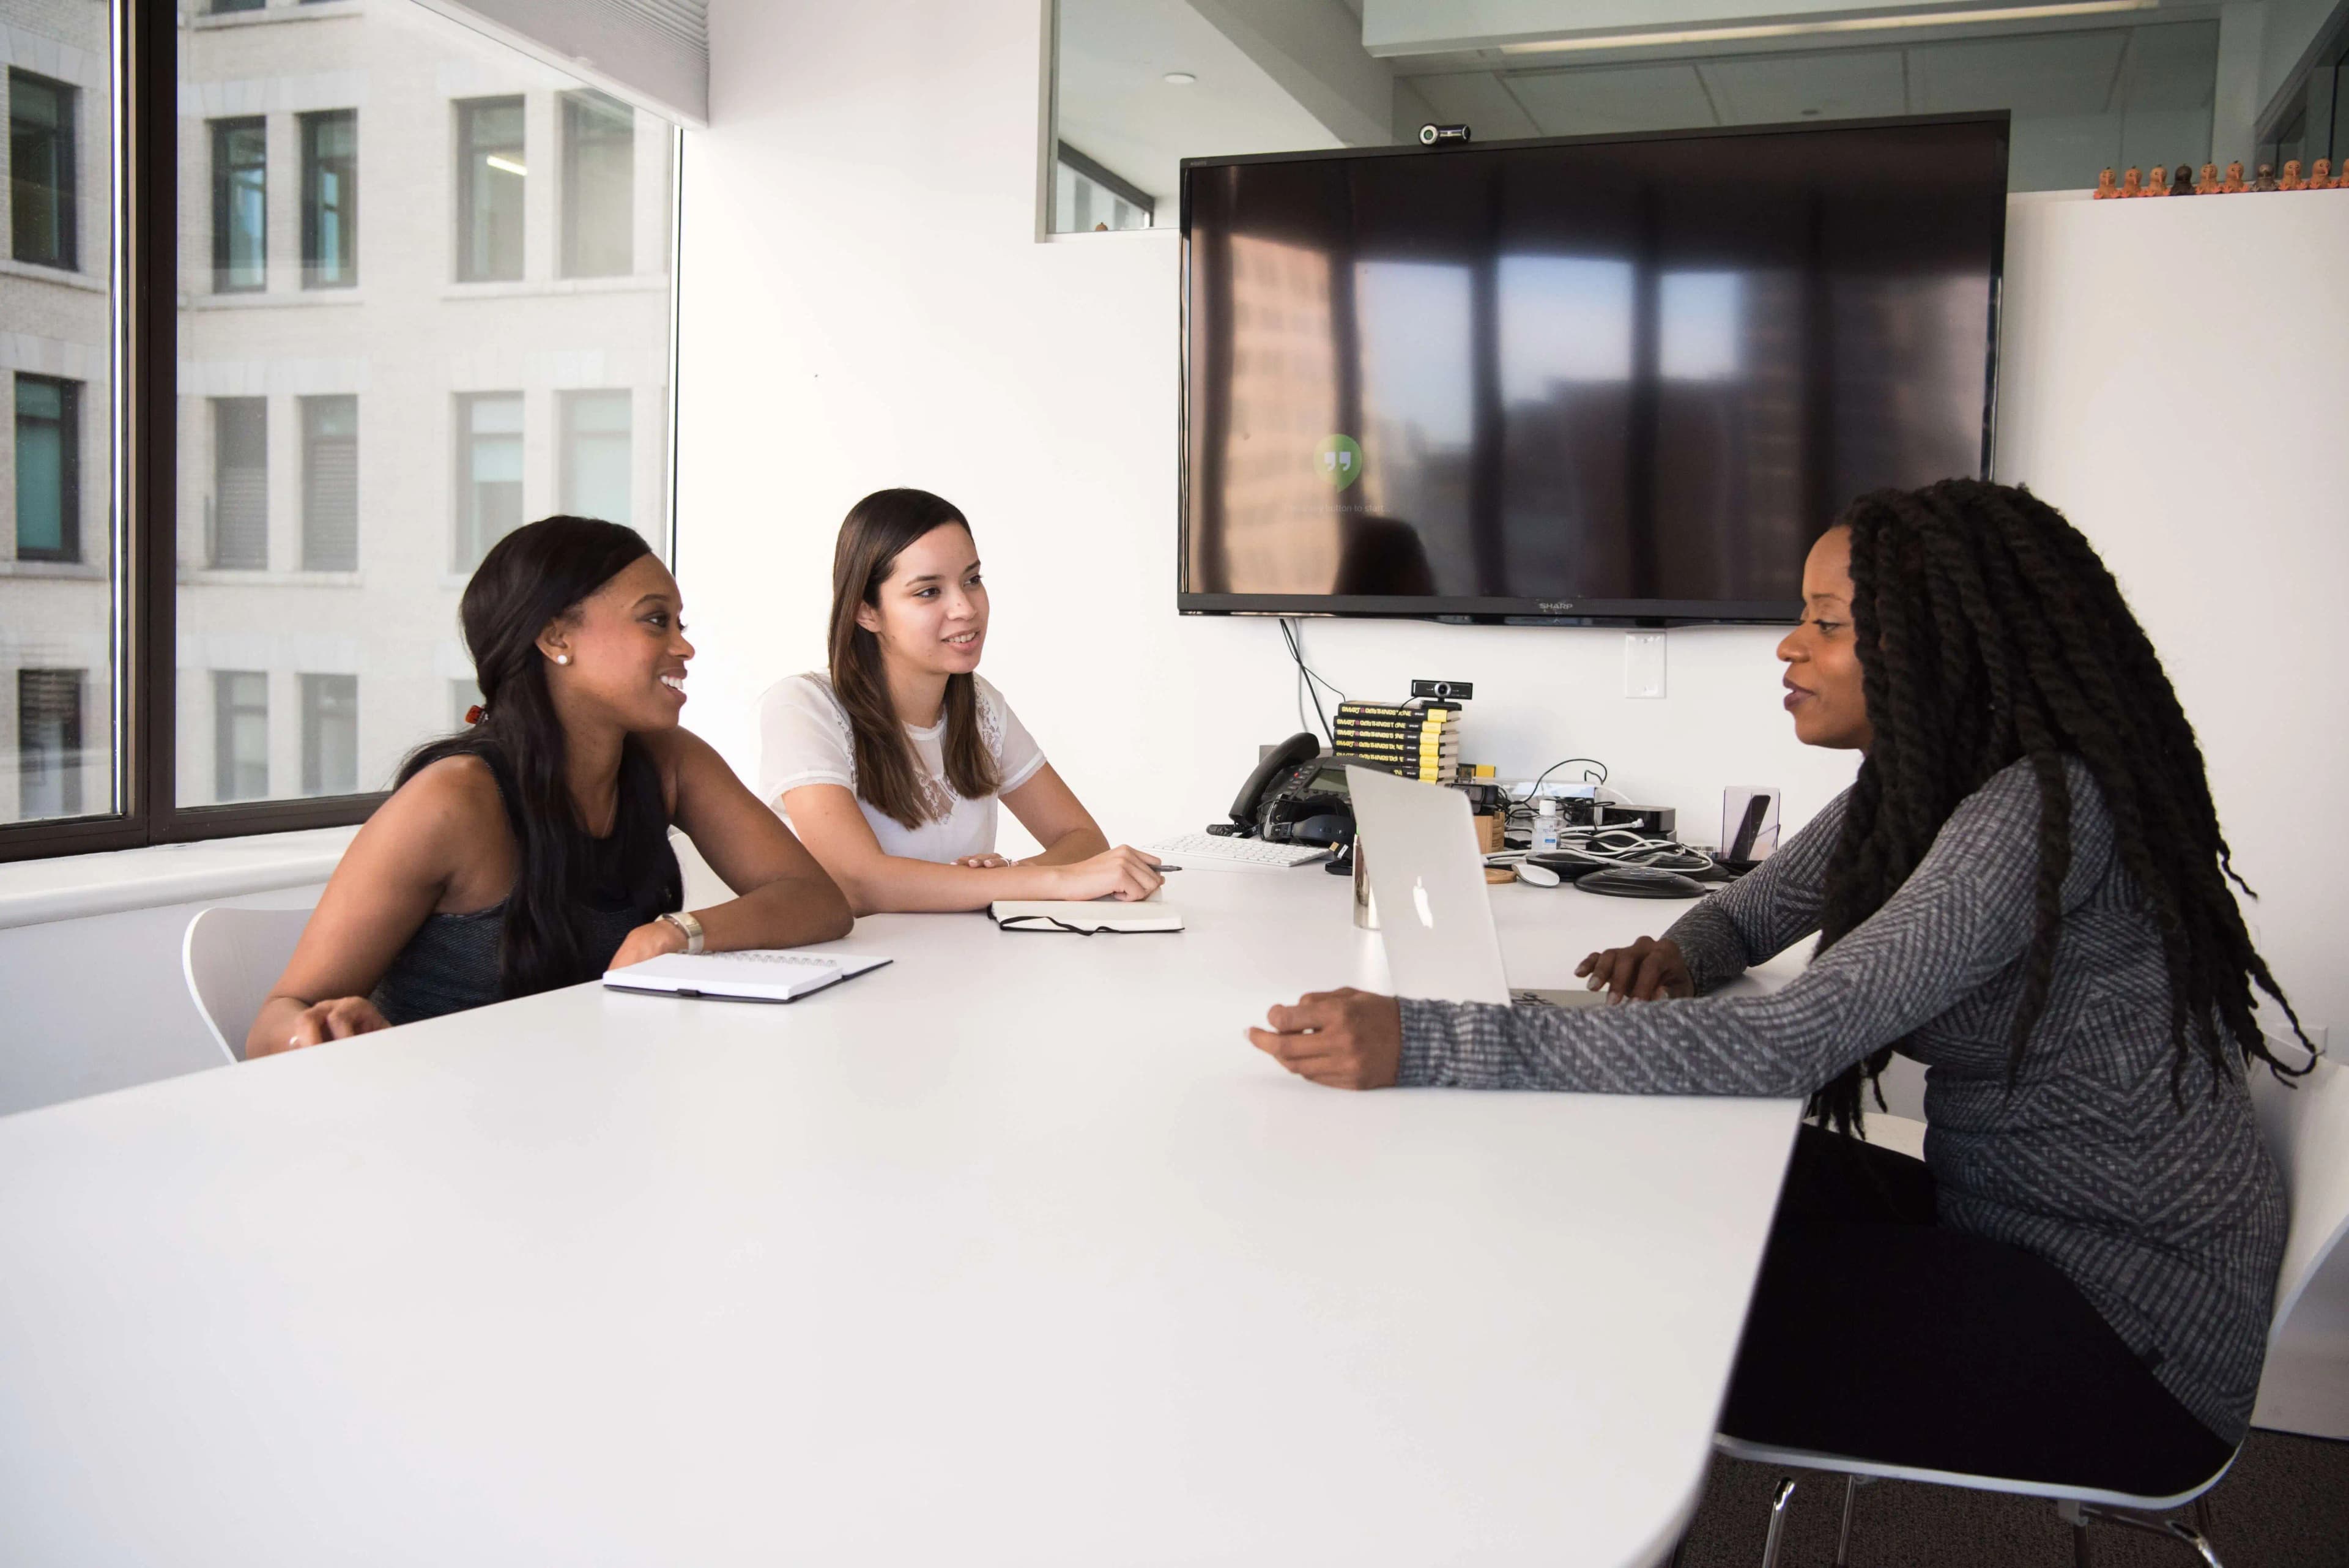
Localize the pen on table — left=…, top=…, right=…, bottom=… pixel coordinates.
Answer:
left=1154, top=864, right=1182, bottom=872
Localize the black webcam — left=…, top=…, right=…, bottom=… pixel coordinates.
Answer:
left=1418, top=124, right=1471, bottom=147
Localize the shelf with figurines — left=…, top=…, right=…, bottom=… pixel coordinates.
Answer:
left=2093, top=158, right=2341, bottom=198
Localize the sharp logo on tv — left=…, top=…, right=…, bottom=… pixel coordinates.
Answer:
left=1314, top=434, right=1363, bottom=490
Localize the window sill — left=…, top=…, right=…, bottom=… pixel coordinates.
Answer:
left=0, top=559, right=105, bottom=579
left=0, top=823, right=356, bottom=931
left=0, top=256, right=105, bottom=292
left=182, top=290, right=368, bottom=310
left=179, top=568, right=363, bottom=587
left=189, top=2, right=360, bottom=32
left=442, top=274, right=668, bottom=300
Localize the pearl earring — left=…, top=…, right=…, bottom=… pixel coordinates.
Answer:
left=555, top=655, right=570, bottom=666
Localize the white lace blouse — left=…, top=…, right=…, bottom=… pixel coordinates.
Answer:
left=755, top=672, right=1048, bottom=864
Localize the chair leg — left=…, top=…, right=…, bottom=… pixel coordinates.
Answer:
left=1834, top=1473, right=1859, bottom=1566
left=2070, top=1502, right=2224, bottom=1567
left=1759, top=1476, right=1797, bottom=1568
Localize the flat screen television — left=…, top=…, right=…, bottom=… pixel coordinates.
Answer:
left=1179, top=113, right=2008, bottom=624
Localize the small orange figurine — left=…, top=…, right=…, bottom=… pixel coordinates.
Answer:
left=2120, top=165, right=2145, bottom=196
left=2139, top=163, right=2167, bottom=196
left=2194, top=162, right=2221, bottom=195
left=2093, top=167, right=2120, bottom=199
left=2170, top=165, right=2194, bottom=197
left=2222, top=160, right=2247, bottom=193
left=2280, top=158, right=2305, bottom=190
left=2307, top=157, right=2333, bottom=190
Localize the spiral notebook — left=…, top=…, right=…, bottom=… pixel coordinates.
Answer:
left=603, top=949, right=892, bottom=1003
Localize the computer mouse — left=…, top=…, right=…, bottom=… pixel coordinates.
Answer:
left=1516, top=860, right=1563, bottom=888
left=1573, top=866, right=1709, bottom=899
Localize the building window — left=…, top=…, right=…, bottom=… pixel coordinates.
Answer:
left=9, top=70, right=78, bottom=270
left=1052, top=143, right=1154, bottom=234
left=456, top=392, right=522, bottom=568
left=561, top=91, right=632, bottom=278
left=210, top=397, right=268, bottom=570
left=300, top=674, right=358, bottom=795
left=17, top=669, right=84, bottom=820
left=559, top=390, right=631, bottom=525
left=301, top=395, right=357, bottom=570
left=300, top=110, right=357, bottom=288
left=210, top=116, right=267, bottom=292
left=210, top=0, right=266, bottom=12
left=212, top=670, right=269, bottom=803
left=456, top=97, right=525, bottom=282
left=14, top=374, right=80, bottom=562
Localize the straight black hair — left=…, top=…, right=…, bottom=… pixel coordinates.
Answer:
left=398, top=516, right=681, bottom=1000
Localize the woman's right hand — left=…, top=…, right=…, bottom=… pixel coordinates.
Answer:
left=1576, top=937, right=1692, bottom=1003
left=1048, top=846, right=1165, bottom=902
left=270, top=995, right=393, bottom=1054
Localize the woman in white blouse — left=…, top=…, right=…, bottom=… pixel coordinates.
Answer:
left=757, top=488, right=1163, bottom=915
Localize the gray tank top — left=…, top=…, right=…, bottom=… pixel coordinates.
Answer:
left=369, top=743, right=677, bottom=1027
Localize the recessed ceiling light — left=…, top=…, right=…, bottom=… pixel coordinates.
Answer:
left=1163, top=72, right=1198, bottom=86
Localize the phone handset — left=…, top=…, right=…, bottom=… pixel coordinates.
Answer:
left=1228, top=732, right=1322, bottom=833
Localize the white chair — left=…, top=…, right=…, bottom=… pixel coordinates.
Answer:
left=182, top=907, right=312, bottom=1064
left=1713, top=1047, right=2349, bottom=1568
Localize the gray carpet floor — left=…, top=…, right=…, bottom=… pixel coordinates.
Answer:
left=1669, top=1428, right=2349, bottom=1566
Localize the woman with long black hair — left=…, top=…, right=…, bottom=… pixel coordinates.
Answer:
left=1249, top=479, right=2308, bottom=1495
left=251, top=517, right=850, bottom=1055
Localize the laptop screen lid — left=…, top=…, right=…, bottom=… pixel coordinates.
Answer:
left=1346, top=765, right=1513, bottom=1006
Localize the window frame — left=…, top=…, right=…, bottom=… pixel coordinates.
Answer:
left=299, top=108, right=357, bottom=288
left=0, top=2, right=685, bottom=864
left=455, top=94, right=525, bottom=283
left=9, top=67, right=81, bottom=271
left=13, top=371, right=82, bottom=562
left=209, top=113, right=267, bottom=294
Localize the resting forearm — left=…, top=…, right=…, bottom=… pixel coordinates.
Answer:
left=695, top=872, right=855, bottom=949
left=1025, top=825, right=1108, bottom=867
left=832, top=854, right=1077, bottom=915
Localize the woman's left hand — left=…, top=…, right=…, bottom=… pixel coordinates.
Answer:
left=609, top=918, right=690, bottom=970
left=1247, top=987, right=1403, bottom=1090
left=954, top=853, right=1011, bottom=869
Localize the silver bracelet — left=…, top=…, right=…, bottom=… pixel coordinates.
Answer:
left=658, top=909, right=705, bottom=955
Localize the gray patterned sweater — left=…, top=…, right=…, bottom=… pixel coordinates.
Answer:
left=1398, top=758, right=2284, bottom=1441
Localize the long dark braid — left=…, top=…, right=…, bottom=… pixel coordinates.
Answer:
left=1809, top=479, right=2309, bottom=1135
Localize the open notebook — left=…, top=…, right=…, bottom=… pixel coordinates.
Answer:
left=988, top=901, right=1184, bottom=934
left=603, top=949, right=892, bottom=1003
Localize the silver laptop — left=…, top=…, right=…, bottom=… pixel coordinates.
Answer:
left=1348, top=764, right=1606, bottom=1010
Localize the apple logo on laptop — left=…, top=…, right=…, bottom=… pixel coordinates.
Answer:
left=1412, top=875, right=1435, bottom=929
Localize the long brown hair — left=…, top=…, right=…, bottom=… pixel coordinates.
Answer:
left=827, top=488, right=999, bottom=829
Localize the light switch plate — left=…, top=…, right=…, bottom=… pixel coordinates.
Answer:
left=1624, top=631, right=1667, bottom=699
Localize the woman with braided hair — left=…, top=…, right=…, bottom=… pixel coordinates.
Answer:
left=1249, top=478, right=2307, bottom=1493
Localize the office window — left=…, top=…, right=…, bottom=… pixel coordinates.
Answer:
left=456, top=392, right=522, bottom=568
left=14, top=375, right=80, bottom=562
left=212, top=671, right=269, bottom=803
left=210, top=117, right=267, bottom=292
left=301, top=395, right=357, bottom=570
left=300, top=674, right=357, bottom=795
left=456, top=97, right=525, bottom=282
left=210, top=398, right=267, bottom=569
left=9, top=70, right=78, bottom=269
left=17, top=669, right=84, bottom=820
left=300, top=111, right=357, bottom=288
left=561, top=91, right=633, bottom=278
left=560, top=390, right=631, bottom=525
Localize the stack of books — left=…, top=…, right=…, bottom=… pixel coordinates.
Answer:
left=1332, top=700, right=1461, bottom=783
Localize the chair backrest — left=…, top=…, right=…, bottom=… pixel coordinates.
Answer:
left=2251, top=1045, right=2349, bottom=1340
left=181, top=907, right=313, bottom=1064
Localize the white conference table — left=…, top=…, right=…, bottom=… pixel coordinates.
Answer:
left=0, top=861, right=1809, bottom=1567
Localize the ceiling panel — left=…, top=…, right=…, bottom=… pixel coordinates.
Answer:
left=1405, top=70, right=1543, bottom=139
left=1908, top=29, right=2127, bottom=117
left=1501, top=62, right=1719, bottom=136
left=1696, top=47, right=1906, bottom=124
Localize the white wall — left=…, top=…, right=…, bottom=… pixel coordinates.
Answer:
left=675, top=0, right=1860, bottom=883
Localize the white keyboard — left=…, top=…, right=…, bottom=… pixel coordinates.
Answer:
left=1143, top=831, right=1332, bottom=869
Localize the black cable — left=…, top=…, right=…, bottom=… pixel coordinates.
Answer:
left=1278, top=619, right=1344, bottom=745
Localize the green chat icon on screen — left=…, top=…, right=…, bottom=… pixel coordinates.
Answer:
left=1315, top=434, right=1363, bottom=491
